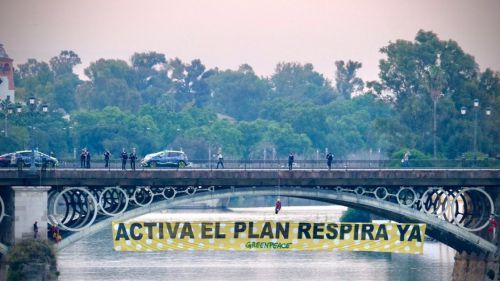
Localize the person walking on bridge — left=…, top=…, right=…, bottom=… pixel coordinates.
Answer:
left=121, top=149, right=128, bottom=170
left=288, top=153, right=294, bottom=171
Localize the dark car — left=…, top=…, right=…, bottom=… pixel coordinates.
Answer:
left=141, top=150, right=189, bottom=168
left=0, top=153, right=14, bottom=167
left=0, top=150, right=58, bottom=167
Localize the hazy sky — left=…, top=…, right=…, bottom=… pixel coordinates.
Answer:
left=1, top=0, right=499, bottom=82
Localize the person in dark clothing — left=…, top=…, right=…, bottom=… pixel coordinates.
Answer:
left=80, top=149, right=86, bottom=168
left=15, top=153, right=23, bottom=171
left=326, top=152, right=333, bottom=170
left=86, top=150, right=91, bottom=169
left=275, top=199, right=282, bottom=214
left=104, top=150, right=111, bottom=168
left=129, top=151, right=136, bottom=170
left=33, top=221, right=38, bottom=238
left=121, top=149, right=128, bottom=170
left=288, top=153, right=294, bottom=171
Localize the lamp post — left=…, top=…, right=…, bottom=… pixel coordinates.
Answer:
left=460, top=99, right=492, bottom=164
left=428, top=54, right=444, bottom=160
left=23, top=96, right=48, bottom=172
left=2, top=105, right=13, bottom=137
left=63, top=126, right=74, bottom=160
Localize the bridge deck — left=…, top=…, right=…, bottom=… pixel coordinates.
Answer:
left=0, top=168, right=499, bottom=187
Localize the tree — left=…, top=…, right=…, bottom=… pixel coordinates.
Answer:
left=264, top=122, right=312, bottom=156
left=377, top=30, right=484, bottom=158
left=335, top=60, right=364, bottom=99
left=72, top=106, right=161, bottom=155
left=130, top=52, right=171, bottom=106
left=15, top=59, right=54, bottom=102
left=131, top=52, right=166, bottom=69
left=78, top=59, right=141, bottom=112
left=7, top=239, right=58, bottom=281
left=340, top=208, right=371, bottom=222
left=271, top=62, right=335, bottom=105
left=237, top=119, right=272, bottom=159
left=208, top=65, right=269, bottom=120
left=49, top=50, right=81, bottom=76
left=166, top=58, right=214, bottom=110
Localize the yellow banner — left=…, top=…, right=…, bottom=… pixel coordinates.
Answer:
left=112, top=221, right=426, bottom=254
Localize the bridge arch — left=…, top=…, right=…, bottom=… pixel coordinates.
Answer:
left=55, top=186, right=497, bottom=254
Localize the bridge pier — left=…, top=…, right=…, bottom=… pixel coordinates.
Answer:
left=452, top=188, right=499, bottom=281
left=11, top=186, right=51, bottom=241
left=452, top=252, right=498, bottom=281
left=0, top=186, right=51, bottom=279
left=0, top=187, right=14, bottom=250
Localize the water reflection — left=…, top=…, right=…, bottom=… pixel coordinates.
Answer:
left=58, top=207, right=455, bottom=281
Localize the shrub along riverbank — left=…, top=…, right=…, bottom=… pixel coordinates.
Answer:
left=6, top=239, right=58, bottom=281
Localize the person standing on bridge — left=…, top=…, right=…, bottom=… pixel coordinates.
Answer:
left=402, top=150, right=410, bottom=168
left=86, top=150, right=91, bottom=169
left=80, top=149, right=86, bottom=168
left=121, top=149, right=128, bottom=170
left=130, top=150, right=137, bottom=170
left=288, top=153, right=294, bottom=171
left=326, top=152, right=334, bottom=170
left=217, top=152, right=224, bottom=169
left=104, top=150, right=111, bottom=168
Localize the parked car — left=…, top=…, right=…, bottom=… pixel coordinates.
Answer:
left=0, top=153, right=14, bottom=167
left=141, top=150, right=189, bottom=168
left=0, top=150, right=58, bottom=167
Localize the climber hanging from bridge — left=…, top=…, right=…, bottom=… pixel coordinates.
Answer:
left=275, top=199, right=282, bottom=214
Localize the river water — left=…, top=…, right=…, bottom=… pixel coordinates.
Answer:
left=58, top=206, right=456, bottom=281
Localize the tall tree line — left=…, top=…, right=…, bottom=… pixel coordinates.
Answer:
left=1, top=30, right=499, bottom=161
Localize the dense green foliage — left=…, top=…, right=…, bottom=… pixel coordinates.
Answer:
left=6, top=239, right=58, bottom=281
left=1, top=30, right=499, bottom=161
left=340, top=208, right=372, bottom=223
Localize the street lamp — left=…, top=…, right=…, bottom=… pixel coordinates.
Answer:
left=460, top=99, right=492, bottom=163
left=24, top=96, right=49, bottom=172
left=427, top=54, right=445, bottom=160
left=2, top=105, right=13, bottom=137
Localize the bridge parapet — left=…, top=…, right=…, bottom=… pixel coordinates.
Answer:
left=0, top=169, right=499, bottom=187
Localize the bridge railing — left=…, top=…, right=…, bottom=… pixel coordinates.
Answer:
left=3, top=158, right=499, bottom=170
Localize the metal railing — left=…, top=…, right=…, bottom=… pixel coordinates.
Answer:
left=3, top=158, right=498, bottom=170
